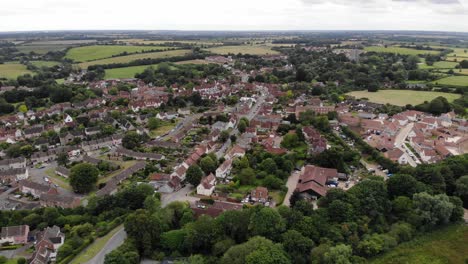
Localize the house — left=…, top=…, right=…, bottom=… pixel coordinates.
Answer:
left=197, top=173, right=216, bottom=196
left=55, top=166, right=70, bottom=178
left=251, top=187, right=269, bottom=203
left=30, top=226, right=65, bottom=264
left=24, top=125, right=44, bottom=139
left=148, top=173, right=170, bottom=189
left=0, top=168, right=29, bottom=183
left=114, top=147, right=165, bottom=161
left=295, top=165, right=339, bottom=199
left=302, top=126, right=327, bottom=154
left=384, top=148, right=408, bottom=165
left=19, top=180, right=58, bottom=198
left=0, top=225, right=29, bottom=245
left=225, top=145, right=246, bottom=160
left=216, top=159, right=233, bottom=179
left=0, top=157, right=26, bottom=171
left=39, top=194, right=81, bottom=208
left=84, top=127, right=100, bottom=136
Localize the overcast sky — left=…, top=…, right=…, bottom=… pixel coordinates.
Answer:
left=1, top=0, right=467, bottom=32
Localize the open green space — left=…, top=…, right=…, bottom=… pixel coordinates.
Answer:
left=104, top=64, right=160, bottom=79
left=433, top=76, right=468, bottom=87
left=16, top=45, right=67, bottom=54
left=205, top=45, right=280, bottom=55
left=65, top=45, right=173, bottom=62
left=364, top=46, right=440, bottom=55
left=45, top=167, right=73, bottom=191
left=0, top=63, right=34, bottom=79
left=419, top=61, right=459, bottom=69
left=69, top=225, right=123, bottom=264
left=370, top=224, right=468, bottom=264
left=346, top=90, right=460, bottom=106
left=77, top=49, right=191, bottom=68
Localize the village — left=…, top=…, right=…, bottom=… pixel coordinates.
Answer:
left=0, top=43, right=467, bottom=263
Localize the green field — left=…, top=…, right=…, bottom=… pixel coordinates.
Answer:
left=206, top=45, right=280, bottom=55
left=371, top=224, right=468, bottom=264
left=118, top=38, right=222, bottom=46
left=29, top=60, right=60, bottom=67
left=365, top=46, right=440, bottom=55
left=433, top=76, right=468, bottom=87
left=65, top=45, right=173, bottom=62
left=77, top=49, right=191, bottom=68
left=419, top=61, right=459, bottom=69
left=0, top=63, right=34, bottom=79
left=104, top=64, right=160, bottom=79
left=347, top=90, right=461, bottom=106
left=16, top=45, right=68, bottom=54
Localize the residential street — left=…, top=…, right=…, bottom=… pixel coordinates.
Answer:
left=394, top=123, right=413, bottom=147
left=87, top=185, right=197, bottom=263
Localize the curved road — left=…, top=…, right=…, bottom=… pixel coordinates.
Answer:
left=84, top=186, right=195, bottom=264
left=83, top=227, right=127, bottom=264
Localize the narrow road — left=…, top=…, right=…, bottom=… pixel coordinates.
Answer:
left=84, top=227, right=127, bottom=264
left=86, top=185, right=196, bottom=263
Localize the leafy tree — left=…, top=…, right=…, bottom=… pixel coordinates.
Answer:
left=147, top=117, right=161, bottom=130
left=246, top=245, right=291, bottom=264
left=70, top=163, right=99, bottom=193
left=387, top=174, right=422, bottom=198
left=249, top=207, right=286, bottom=240
left=238, top=168, right=256, bottom=185
left=412, top=192, right=456, bottom=228
left=455, top=175, right=468, bottom=206
left=221, top=236, right=278, bottom=264
left=122, top=131, right=142, bottom=150
left=281, top=133, right=301, bottom=149
left=200, top=156, right=216, bottom=174
left=186, top=165, right=204, bottom=186
left=323, top=244, right=353, bottom=264
left=219, top=130, right=230, bottom=143
left=125, top=209, right=165, bottom=256
left=281, top=230, right=314, bottom=264
left=57, top=152, right=69, bottom=166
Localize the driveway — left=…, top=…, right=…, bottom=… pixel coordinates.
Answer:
left=282, top=170, right=300, bottom=207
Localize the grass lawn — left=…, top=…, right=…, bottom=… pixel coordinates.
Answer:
left=370, top=224, right=468, bottom=264
left=77, top=49, right=191, bottom=68
left=150, top=123, right=176, bottom=138
left=69, top=225, right=123, bottom=264
left=419, top=61, right=458, bottom=69
left=433, top=76, right=468, bottom=87
left=346, top=90, right=461, bottom=106
left=45, top=168, right=73, bottom=191
left=270, top=190, right=286, bottom=206
left=5, top=258, right=21, bottom=264
left=0, top=63, right=34, bottom=79
left=98, top=160, right=137, bottom=184
left=104, top=64, right=160, bottom=79
left=206, top=45, right=280, bottom=55
left=55, top=78, right=65, bottom=84
left=29, top=60, right=60, bottom=67
left=364, top=46, right=440, bottom=55
left=65, top=45, right=173, bottom=62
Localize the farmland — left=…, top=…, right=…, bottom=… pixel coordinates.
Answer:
left=346, top=90, right=460, bottom=106
left=0, top=63, right=34, bottom=79
left=364, top=46, right=440, bottom=55
left=65, top=45, right=174, bottom=62
left=206, top=45, right=280, bottom=55
left=118, top=38, right=222, bottom=46
left=433, top=76, right=468, bottom=87
left=77, top=49, right=192, bottom=68
left=104, top=64, right=161, bottom=79
left=371, top=225, right=468, bottom=264
left=16, top=45, right=67, bottom=54
left=419, top=61, right=458, bottom=69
